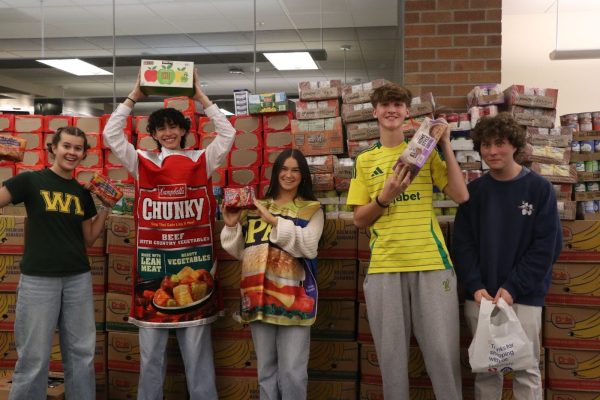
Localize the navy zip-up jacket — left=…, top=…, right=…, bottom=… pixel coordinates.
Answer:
left=452, top=169, right=562, bottom=307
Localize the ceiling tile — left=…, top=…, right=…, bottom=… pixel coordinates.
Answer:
left=189, top=32, right=251, bottom=46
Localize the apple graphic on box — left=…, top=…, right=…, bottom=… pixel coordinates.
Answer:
left=158, top=65, right=175, bottom=85
left=144, top=66, right=157, bottom=83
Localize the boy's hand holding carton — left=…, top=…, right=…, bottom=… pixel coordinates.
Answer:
left=395, top=117, right=449, bottom=181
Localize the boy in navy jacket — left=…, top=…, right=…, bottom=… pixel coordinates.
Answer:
left=452, top=113, right=562, bottom=400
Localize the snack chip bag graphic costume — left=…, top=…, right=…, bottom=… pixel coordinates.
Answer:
left=237, top=199, right=321, bottom=326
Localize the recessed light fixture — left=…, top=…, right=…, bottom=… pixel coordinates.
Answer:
left=263, top=52, right=318, bottom=71
left=37, top=59, right=112, bottom=76
left=228, top=67, right=245, bottom=75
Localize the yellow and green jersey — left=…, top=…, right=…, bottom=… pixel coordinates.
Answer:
left=347, top=141, right=452, bottom=273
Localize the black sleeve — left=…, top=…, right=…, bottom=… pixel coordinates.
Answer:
left=81, top=185, right=97, bottom=221
left=3, top=172, right=31, bottom=204
left=452, top=190, right=484, bottom=297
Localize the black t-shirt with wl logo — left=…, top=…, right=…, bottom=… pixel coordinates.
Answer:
left=4, top=168, right=96, bottom=276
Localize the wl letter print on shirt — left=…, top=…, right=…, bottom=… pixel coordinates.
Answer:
left=40, top=190, right=84, bottom=215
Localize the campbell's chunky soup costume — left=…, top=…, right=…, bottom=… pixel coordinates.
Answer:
left=132, top=150, right=221, bottom=326
left=104, top=104, right=235, bottom=327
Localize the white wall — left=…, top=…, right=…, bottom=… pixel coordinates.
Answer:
left=502, top=7, right=600, bottom=119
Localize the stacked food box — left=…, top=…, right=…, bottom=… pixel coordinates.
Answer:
left=542, top=110, right=600, bottom=398
left=504, top=85, right=558, bottom=130
left=501, top=85, right=575, bottom=219
left=545, top=221, right=600, bottom=397
left=198, top=102, right=294, bottom=200
left=341, top=80, right=385, bottom=159
left=296, top=80, right=345, bottom=219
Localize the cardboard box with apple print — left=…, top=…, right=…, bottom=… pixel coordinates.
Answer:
left=140, top=59, right=194, bottom=96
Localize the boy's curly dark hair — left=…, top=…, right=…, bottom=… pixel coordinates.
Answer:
left=370, top=83, right=412, bottom=108
left=471, top=112, right=526, bottom=159
left=146, top=107, right=191, bottom=150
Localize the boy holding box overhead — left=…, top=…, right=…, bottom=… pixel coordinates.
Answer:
left=104, top=68, right=235, bottom=400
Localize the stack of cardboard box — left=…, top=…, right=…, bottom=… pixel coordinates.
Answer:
left=544, top=222, right=600, bottom=397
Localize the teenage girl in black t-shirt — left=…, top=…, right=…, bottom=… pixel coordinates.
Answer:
left=0, top=127, right=115, bottom=400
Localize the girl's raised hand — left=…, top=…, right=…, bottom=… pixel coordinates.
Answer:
left=221, top=205, right=242, bottom=228
left=253, top=199, right=277, bottom=226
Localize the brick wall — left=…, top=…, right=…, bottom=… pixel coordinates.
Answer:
left=404, top=0, right=502, bottom=112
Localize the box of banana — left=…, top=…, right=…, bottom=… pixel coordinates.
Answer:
left=547, top=348, right=600, bottom=391
left=0, top=216, right=25, bottom=254
left=559, top=220, right=600, bottom=261
left=546, top=263, right=600, bottom=306
left=308, top=341, right=358, bottom=380
left=108, top=370, right=186, bottom=400
left=0, top=372, right=64, bottom=400
left=544, top=306, right=600, bottom=350
left=0, top=255, right=21, bottom=292
left=316, top=260, right=357, bottom=300
left=0, top=293, right=16, bottom=332
left=546, top=389, right=600, bottom=400
left=307, top=380, right=356, bottom=400
left=311, top=300, right=356, bottom=341
left=318, top=219, right=357, bottom=259
left=216, top=376, right=258, bottom=400
left=213, top=338, right=257, bottom=373
left=106, top=215, right=136, bottom=255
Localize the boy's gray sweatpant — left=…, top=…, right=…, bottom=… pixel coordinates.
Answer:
left=364, top=269, right=463, bottom=400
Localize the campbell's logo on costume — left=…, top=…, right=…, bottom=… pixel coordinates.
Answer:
left=158, top=184, right=187, bottom=199
left=141, top=198, right=204, bottom=221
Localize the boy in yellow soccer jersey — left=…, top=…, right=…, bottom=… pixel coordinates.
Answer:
left=347, top=83, right=469, bottom=400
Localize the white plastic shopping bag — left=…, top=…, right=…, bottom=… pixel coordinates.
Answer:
left=468, top=298, right=537, bottom=373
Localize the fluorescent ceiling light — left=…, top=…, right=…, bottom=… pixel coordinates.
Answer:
left=549, top=49, right=600, bottom=60
left=36, top=58, right=112, bottom=76
left=219, top=108, right=234, bottom=116
left=263, top=52, right=318, bottom=70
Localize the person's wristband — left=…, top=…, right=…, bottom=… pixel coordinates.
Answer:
left=375, top=196, right=389, bottom=208
left=127, top=97, right=137, bottom=104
